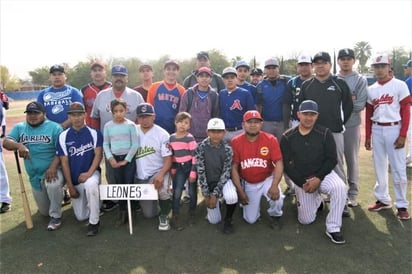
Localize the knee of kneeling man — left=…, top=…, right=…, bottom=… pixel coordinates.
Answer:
left=298, top=215, right=316, bottom=225
left=224, top=195, right=238, bottom=205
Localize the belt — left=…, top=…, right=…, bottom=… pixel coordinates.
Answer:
left=373, top=121, right=400, bottom=126
left=226, top=126, right=242, bottom=132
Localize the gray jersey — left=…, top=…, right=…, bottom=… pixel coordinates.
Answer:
left=91, top=87, right=144, bottom=132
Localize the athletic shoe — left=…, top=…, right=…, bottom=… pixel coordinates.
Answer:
left=368, top=201, right=392, bottom=212
left=342, top=205, right=351, bottom=217
left=47, top=217, right=62, bottom=231
left=101, top=200, right=119, bottom=212
left=87, top=221, right=100, bottom=236
left=397, top=208, right=411, bottom=220
left=0, top=202, right=11, bottom=213
left=158, top=215, right=170, bottom=231
left=182, top=196, right=191, bottom=204
left=348, top=198, right=359, bottom=207
left=223, top=219, right=234, bottom=234
left=325, top=231, right=345, bottom=244
left=269, top=216, right=282, bottom=230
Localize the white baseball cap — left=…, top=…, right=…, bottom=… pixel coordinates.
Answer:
left=297, top=55, right=312, bottom=64
left=207, top=118, right=225, bottom=130
left=371, top=54, right=390, bottom=66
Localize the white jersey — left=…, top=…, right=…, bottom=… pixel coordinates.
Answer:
left=367, top=78, right=410, bottom=123
left=135, top=124, right=172, bottom=180
left=91, top=87, right=144, bottom=132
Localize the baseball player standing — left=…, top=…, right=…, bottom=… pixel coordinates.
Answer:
left=280, top=100, right=347, bottom=244
left=336, top=48, right=368, bottom=207
left=365, top=54, right=411, bottom=220
left=231, top=110, right=284, bottom=226
left=403, top=60, right=412, bottom=166
left=56, top=102, right=103, bottom=236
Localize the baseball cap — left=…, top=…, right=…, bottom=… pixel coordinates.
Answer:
left=371, top=54, right=390, bottom=66
left=136, top=103, right=155, bottom=116
left=221, top=67, right=237, bottom=77
left=235, top=60, right=250, bottom=70
left=24, top=101, right=45, bottom=113
left=207, top=118, right=225, bottom=130
left=196, top=67, right=212, bottom=76
left=138, top=64, right=153, bottom=72
left=67, top=102, right=86, bottom=114
left=243, top=110, right=263, bottom=122
left=111, top=65, right=128, bottom=76
left=250, top=68, right=263, bottom=76
left=313, top=52, right=331, bottom=63
left=338, top=48, right=355, bottom=59
left=299, top=100, right=319, bottom=114
left=402, top=60, right=412, bottom=68
left=164, top=59, right=180, bottom=70
left=297, top=55, right=312, bottom=64
left=90, top=60, right=105, bottom=69
left=197, top=51, right=209, bottom=60
left=264, top=58, right=279, bottom=68
left=49, top=64, right=65, bottom=74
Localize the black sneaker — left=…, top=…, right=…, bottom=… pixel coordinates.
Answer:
left=87, top=222, right=100, bottom=236
left=269, top=216, right=282, bottom=230
left=223, top=219, right=234, bottom=234
left=101, top=200, right=119, bottom=212
left=342, top=205, right=351, bottom=218
left=0, top=203, right=11, bottom=214
left=317, top=200, right=325, bottom=212
left=325, top=231, right=345, bottom=244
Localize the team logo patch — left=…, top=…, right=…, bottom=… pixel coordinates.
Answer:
left=260, top=146, right=269, bottom=156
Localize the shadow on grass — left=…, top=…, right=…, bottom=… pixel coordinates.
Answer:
left=0, top=194, right=411, bottom=274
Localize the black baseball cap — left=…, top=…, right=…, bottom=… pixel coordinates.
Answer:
left=24, top=101, right=45, bottom=113
left=49, top=64, right=65, bottom=74
left=197, top=51, right=209, bottom=60
left=250, top=68, right=263, bottom=76
left=313, top=52, right=331, bottom=63
left=338, top=48, right=355, bottom=59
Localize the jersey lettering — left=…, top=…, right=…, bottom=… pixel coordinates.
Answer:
left=372, top=94, right=394, bottom=109
left=68, top=142, right=94, bottom=157
left=20, top=133, right=51, bottom=144
left=230, top=99, right=243, bottom=111
left=136, top=146, right=156, bottom=159
left=157, top=93, right=180, bottom=105
left=240, top=158, right=268, bottom=169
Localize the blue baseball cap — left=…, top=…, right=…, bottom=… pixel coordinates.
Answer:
left=111, top=65, right=128, bottom=76
left=402, top=60, right=412, bottom=68
left=299, top=100, right=319, bottom=114
left=235, top=60, right=250, bottom=70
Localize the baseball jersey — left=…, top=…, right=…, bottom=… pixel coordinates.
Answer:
left=231, top=131, right=282, bottom=184
left=280, top=125, right=337, bottom=187
left=365, top=78, right=411, bottom=139
left=219, top=87, right=256, bottom=129
left=103, top=119, right=139, bottom=163
left=256, top=77, right=290, bottom=121
left=90, top=87, right=144, bottom=132
left=81, top=81, right=112, bottom=128
left=7, top=120, right=62, bottom=189
left=300, top=75, right=353, bottom=132
left=134, top=85, right=149, bottom=102
left=283, top=76, right=305, bottom=121
left=147, top=81, right=186, bottom=134
left=56, top=126, right=103, bottom=185
left=405, top=76, right=412, bottom=95
left=238, top=81, right=257, bottom=99
left=37, top=85, right=83, bottom=124
left=135, top=124, right=172, bottom=180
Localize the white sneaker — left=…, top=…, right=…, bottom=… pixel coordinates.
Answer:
left=348, top=198, right=359, bottom=207
left=158, top=215, right=170, bottom=231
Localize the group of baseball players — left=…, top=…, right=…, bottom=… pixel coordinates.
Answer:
left=1, top=50, right=411, bottom=245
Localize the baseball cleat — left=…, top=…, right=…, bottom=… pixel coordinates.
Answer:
left=368, top=201, right=392, bottom=212
left=397, top=208, right=411, bottom=220
left=326, top=231, right=345, bottom=244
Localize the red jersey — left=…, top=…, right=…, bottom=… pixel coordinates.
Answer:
left=81, top=81, right=112, bottom=128
left=231, top=131, right=282, bottom=184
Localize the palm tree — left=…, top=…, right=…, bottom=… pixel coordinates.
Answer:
left=354, top=41, right=372, bottom=74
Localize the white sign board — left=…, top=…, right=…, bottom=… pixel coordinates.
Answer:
left=99, top=184, right=158, bottom=200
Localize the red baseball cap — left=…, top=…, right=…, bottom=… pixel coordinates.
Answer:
left=90, top=60, right=105, bottom=69
left=243, top=110, right=263, bottom=122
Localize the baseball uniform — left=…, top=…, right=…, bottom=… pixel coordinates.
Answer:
left=81, top=81, right=112, bottom=128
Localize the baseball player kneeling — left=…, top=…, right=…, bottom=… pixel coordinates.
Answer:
left=280, top=100, right=347, bottom=244
left=231, top=110, right=284, bottom=227
left=195, top=118, right=238, bottom=234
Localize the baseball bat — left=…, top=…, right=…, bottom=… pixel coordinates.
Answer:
left=14, top=151, right=34, bottom=229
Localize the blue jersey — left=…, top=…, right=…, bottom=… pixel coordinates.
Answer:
left=238, top=81, right=257, bottom=102
left=7, top=120, right=62, bottom=190
left=219, top=87, right=256, bottom=128
left=283, top=76, right=305, bottom=120
left=406, top=76, right=412, bottom=95
left=256, top=77, right=290, bottom=121
left=37, top=85, right=83, bottom=124
left=56, top=126, right=103, bottom=185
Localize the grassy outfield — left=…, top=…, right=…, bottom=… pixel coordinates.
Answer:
left=0, top=101, right=411, bottom=274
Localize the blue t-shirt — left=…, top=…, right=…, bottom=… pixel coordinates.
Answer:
left=7, top=120, right=63, bottom=189
left=219, top=87, right=256, bottom=128
left=37, top=85, right=83, bottom=124
left=56, top=126, right=103, bottom=185
left=256, top=78, right=290, bottom=121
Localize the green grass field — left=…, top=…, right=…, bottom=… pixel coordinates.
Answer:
left=0, top=101, right=411, bottom=274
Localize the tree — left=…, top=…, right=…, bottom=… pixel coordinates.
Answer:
left=29, top=67, right=50, bottom=87
left=354, top=41, right=372, bottom=74
left=0, top=65, right=21, bottom=91
left=389, top=47, right=409, bottom=80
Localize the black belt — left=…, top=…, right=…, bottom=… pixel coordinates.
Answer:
left=373, top=121, right=400, bottom=126
left=226, top=126, right=242, bottom=132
